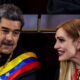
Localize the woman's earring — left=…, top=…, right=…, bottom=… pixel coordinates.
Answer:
left=78, top=48, right=80, bottom=51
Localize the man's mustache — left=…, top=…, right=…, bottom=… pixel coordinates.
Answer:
left=1, top=40, right=14, bottom=46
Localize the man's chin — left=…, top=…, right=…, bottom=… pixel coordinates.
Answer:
left=0, top=50, right=13, bottom=54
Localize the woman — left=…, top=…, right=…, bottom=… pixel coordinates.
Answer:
left=54, top=19, right=80, bottom=80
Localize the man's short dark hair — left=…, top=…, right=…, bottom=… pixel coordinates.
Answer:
left=0, top=4, right=24, bottom=30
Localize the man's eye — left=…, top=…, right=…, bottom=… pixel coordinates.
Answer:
left=59, top=39, right=65, bottom=43
left=13, top=31, right=20, bottom=35
left=2, top=29, right=9, bottom=33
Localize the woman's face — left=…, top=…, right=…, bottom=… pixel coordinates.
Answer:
left=54, top=28, right=78, bottom=61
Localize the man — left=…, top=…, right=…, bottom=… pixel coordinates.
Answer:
left=0, top=4, right=40, bottom=80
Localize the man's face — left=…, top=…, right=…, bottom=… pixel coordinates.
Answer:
left=0, top=18, right=21, bottom=54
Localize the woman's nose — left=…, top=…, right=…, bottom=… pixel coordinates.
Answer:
left=54, top=42, right=59, bottom=49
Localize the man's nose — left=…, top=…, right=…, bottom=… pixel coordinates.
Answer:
left=6, top=32, right=13, bottom=41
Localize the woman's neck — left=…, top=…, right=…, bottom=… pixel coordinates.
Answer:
left=70, top=52, right=80, bottom=65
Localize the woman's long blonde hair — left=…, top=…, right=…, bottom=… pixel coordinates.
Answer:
left=56, top=19, right=80, bottom=80
left=59, top=61, right=73, bottom=80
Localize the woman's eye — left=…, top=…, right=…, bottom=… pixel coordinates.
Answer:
left=59, top=38, right=65, bottom=43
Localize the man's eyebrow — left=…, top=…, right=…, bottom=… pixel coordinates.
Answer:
left=14, top=29, right=21, bottom=32
left=1, top=26, right=9, bottom=30
left=1, top=26, right=21, bottom=32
